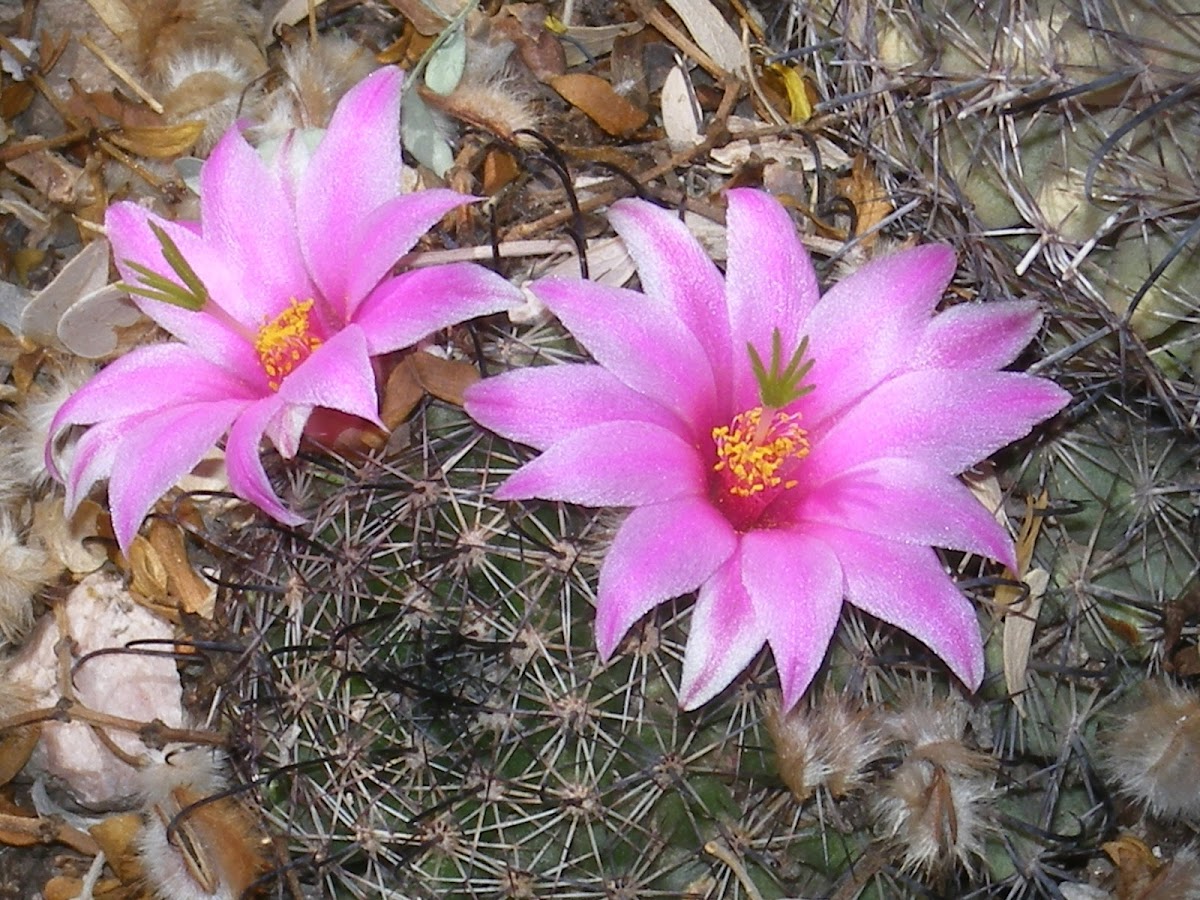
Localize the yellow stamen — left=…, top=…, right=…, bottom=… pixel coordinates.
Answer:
left=254, top=299, right=322, bottom=390
left=712, top=406, right=809, bottom=499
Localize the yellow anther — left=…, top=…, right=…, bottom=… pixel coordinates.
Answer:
left=712, top=406, right=809, bottom=499
left=254, top=299, right=322, bottom=390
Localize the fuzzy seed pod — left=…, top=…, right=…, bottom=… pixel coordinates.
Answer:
left=11, top=360, right=95, bottom=488
left=135, top=0, right=265, bottom=82
left=1103, top=680, right=1200, bottom=821
left=765, top=689, right=884, bottom=802
left=872, top=693, right=996, bottom=875
left=138, top=749, right=270, bottom=900
left=0, top=516, right=54, bottom=644
left=158, top=49, right=264, bottom=154
left=420, top=30, right=541, bottom=149
left=249, top=35, right=377, bottom=141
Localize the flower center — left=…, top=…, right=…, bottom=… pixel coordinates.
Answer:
left=711, top=406, right=809, bottom=527
left=254, top=299, right=322, bottom=390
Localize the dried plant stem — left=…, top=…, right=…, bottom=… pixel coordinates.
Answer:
left=77, top=33, right=164, bottom=114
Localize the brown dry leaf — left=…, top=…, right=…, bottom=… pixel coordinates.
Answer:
left=385, top=0, right=463, bottom=35
left=837, top=155, right=895, bottom=248
left=43, top=876, right=126, bottom=900
left=5, top=151, right=95, bottom=207
left=410, top=351, right=480, bottom=406
left=482, top=147, right=520, bottom=194
left=548, top=73, right=649, bottom=138
left=0, top=82, right=34, bottom=121
left=106, top=120, right=205, bottom=159
left=493, top=3, right=568, bottom=81
left=0, top=803, right=38, bottom=848
left=380, top=354, right=426, bottom=431
left=996, top=490, right=1048, bottom=716
left=1104, top=833, right=1162, bottom=900
left=89, top=813, right=144, bottom=882
left=30, top=496, right=106, bottom=576
left=0, top=724, right=40, bottom=788
left=148, top=519, right=214, bottom=618
left=127, top=535, right=169, bottom=602
left=63, top=86, right=160, bottom=131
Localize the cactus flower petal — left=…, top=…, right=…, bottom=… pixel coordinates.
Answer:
left=47, top=66, right=522, bottom=554
left=108, top=399, right=251, bottom=550
left=466, top=188, right=1070, bottom=709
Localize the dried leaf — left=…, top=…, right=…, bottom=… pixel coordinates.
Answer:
left=482, top=148, right=520, bottom=193
left=148, top=520, right=214, bottom=618
left=548, top=73, right=649, bottom=138
left=765, top=63, right=814, bottom=123
left=661, top=58, right=703, bottom=149
left=836, top=156, right=895, bottom=248
left=492, top=4, right=566, bottom=81
left=424, top=24, right=467, bottom=95
left=31, top=496, right=106, bottom=576
left=128, top=535, right=169, bottom=602
left=1002, top=567, right=1047, bottom=715
left=0, top=82, right=34, bottom=120
left=996, top=490, right=1048, bottom=716
left=710, top=118, right=851, bottom=175
left=1104, top=833, right=1162, bottom=900
left=610, top=30, right=649, bottom=108
left=81, top=0, right=138, bottom=47
left=410, top=351, right=479, bottom=406
left=386, top=0, right=464, bottom=35
left=64, top=86, right=161, bottom=130
left=0, top=724, right=40, bottom=788
left=57, top=284, right=143, bottom=359
left=106, top=120, right=206, bottom=159
left=89, top=813, right=144, bottom=883
left=5, top=151, right=92, bottom=206
left=661, top=0, right=743, bottom=74
left=402, top=89, right=454, bottom=175
left=20, top=239, right=111, bottom=349
left=380, top=355, right=426, bottom=430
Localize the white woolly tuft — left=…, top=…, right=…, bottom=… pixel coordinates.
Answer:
left=159, top=49, right=262, bottom=154
left=1104, top=680, right=1200, bottom=821
left=766, top=690, right=885, bottom=802
left=249, top=35, right=377, bottom=142
left=12, top=361, right=94, bottom=489
left=0, top=515, right=54, bottom=645
left=137, top=748, right=266, bottom=900
left=872, top=692, right=997, bottom=875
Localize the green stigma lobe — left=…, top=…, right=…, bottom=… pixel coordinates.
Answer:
left=747, top=328, right=815, bottom=409
left=119, top=221, right=210, bottom=312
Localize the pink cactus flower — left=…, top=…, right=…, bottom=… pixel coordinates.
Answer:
left=47, top=67, right=520, bottom=553
left=466, top=189, right=1069, bottom=710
